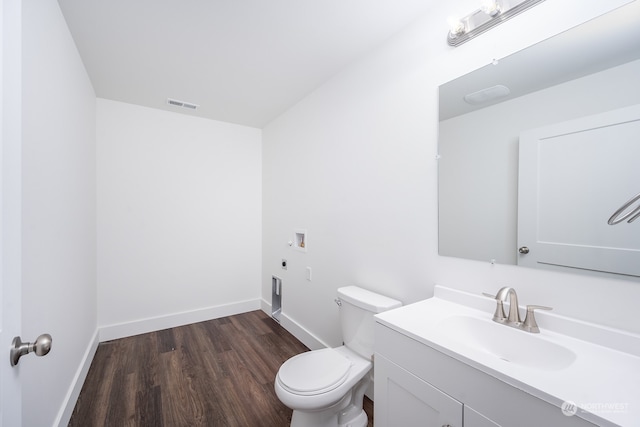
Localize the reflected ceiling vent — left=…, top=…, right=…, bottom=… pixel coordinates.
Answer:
left=167, top=98, right=199, bottom=110
left=463, top=85, right=510, bottom=105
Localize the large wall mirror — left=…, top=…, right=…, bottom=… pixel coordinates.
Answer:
left=438, top=2, right=640, bottom=281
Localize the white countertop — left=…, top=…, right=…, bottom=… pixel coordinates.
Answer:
left=375, top=285, right=640, bottom=427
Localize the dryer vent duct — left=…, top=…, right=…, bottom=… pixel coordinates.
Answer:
left=167, top=98, right=199, bottom=110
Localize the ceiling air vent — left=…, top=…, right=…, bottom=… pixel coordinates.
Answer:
left=167, top=98, right=199, bottom=110
left=463, top=85, right=510, bottom=105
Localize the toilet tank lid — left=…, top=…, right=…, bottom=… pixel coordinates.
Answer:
left=337, top=286, right=402, bottom=313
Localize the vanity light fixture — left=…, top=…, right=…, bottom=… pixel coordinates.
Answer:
left=447, top=0, right=546, bottom=47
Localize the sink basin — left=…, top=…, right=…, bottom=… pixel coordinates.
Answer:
left=437, top=315, right=577, bottom=371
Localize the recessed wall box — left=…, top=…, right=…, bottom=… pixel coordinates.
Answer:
left=272, top=276, right=282, bottom=322
left=294, top=229, right=307, bottom=252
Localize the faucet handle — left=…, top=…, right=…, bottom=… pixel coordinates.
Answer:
left=482, top=292, right=507, bottom=323
left=522, top=305, right=552, bottom=333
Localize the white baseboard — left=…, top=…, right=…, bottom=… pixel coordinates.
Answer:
left=260, top=298, right=329, bottom=350
left=54, top=329, right=99, bottom=427
left=99, top=298, right=261, bottom=342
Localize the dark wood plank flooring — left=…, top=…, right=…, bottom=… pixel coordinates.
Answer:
left=69, top=310, right=373, bottom=426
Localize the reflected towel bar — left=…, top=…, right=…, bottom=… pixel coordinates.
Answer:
left=608, top=192, right=640, bottom=225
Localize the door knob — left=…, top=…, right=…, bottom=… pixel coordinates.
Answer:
left=10, top=334, right=52, bottom=367
left=519, top=246, right=530, bottom=254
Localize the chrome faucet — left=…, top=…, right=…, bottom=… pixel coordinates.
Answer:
left=484, top=287, right=552, bottom=333
left=495, top=286, right=521, bottom=324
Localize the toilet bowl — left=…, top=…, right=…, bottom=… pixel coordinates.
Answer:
left=274, top=286, right=401, bottom=427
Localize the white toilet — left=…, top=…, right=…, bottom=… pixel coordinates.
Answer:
left=275, top=286, right=402, bottom=427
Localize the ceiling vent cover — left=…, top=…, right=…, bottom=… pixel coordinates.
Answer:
left=463, top=85, right=510, bottom=105
left=167, top=98, right=199, bottom=110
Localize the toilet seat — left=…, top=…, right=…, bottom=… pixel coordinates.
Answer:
left=277, top=348, right=353, bottom=396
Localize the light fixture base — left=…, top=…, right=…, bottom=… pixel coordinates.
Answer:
left=447, top=0, right=546, bottom=47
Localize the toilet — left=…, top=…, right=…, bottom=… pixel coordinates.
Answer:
left=275, top=286, right=402, bottom=427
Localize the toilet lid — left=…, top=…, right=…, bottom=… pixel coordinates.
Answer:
left=278, top=348, right=352, bottom=396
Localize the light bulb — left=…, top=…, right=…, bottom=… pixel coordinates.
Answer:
left=447, top=16, right=465, bottom=36
left=480, top=0, right=500, bottom=16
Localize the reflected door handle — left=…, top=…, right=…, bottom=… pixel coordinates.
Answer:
left=519, top=246, right=530, bottom=254
left=10, top=334, right=52, bottom=367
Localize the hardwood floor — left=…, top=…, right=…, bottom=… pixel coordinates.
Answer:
left=69, top=310, right=374, bottom=426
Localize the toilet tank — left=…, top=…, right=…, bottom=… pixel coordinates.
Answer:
left=337, top=286, right=402, bottom=360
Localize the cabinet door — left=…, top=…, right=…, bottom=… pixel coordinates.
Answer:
left=375, top=354, right=463, bottom=427
left=464, top=406, right=501, bottom=427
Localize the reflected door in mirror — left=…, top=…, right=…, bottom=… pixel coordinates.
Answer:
left=517, top=104, right=640, bottom=277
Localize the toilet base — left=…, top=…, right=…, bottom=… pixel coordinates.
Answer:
left=290, top=393, right=347, bottom=427
left=290, top=405, right=368, bottom=427
left=288, top=373, right=371, bottom=427
left=339, top=408, right=367, bottom=427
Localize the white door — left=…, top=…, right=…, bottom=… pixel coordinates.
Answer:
left=1, top=1, right=23, bottom=425
left=517, top=104, right=640, bottom=277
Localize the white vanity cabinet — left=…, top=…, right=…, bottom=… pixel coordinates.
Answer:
left=374, top=322, right=596, bottom=427
left=375, top=353, right=463, bottom=427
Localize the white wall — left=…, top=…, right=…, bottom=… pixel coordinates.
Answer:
left=97, top=99, right=262, bottom=338
left=21, top=1, right=97, bottom=426
left=262, top=0, right=640, bottom=351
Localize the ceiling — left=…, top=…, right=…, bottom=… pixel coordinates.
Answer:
left=57, top=0, right=436, bottom=128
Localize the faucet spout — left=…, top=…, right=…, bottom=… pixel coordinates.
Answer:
left=495, top=287, right=521, bottom=324
left=484, top=287, right=551, bottom=333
